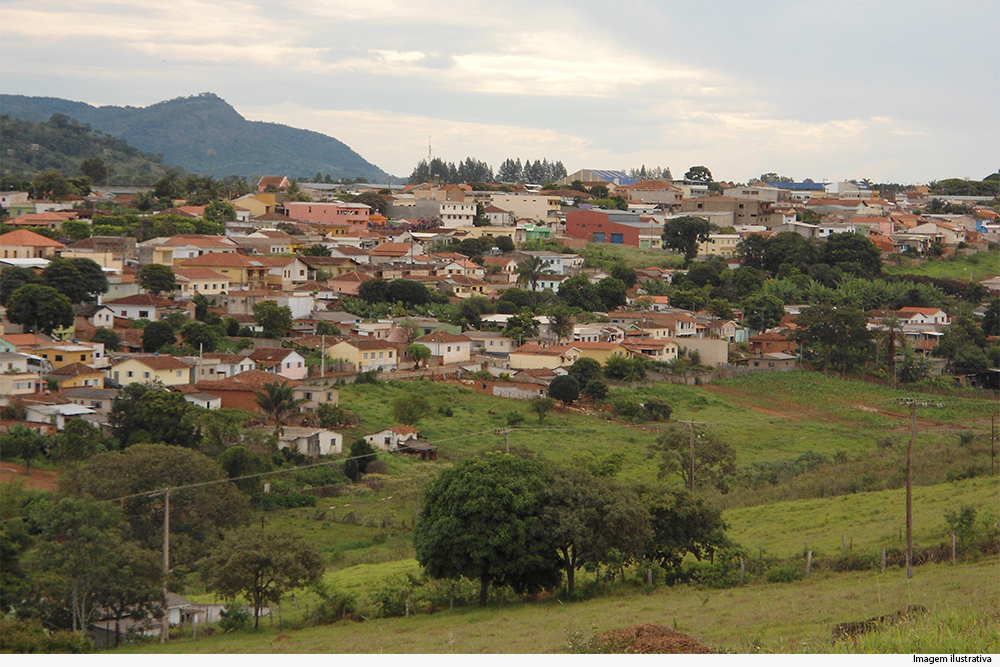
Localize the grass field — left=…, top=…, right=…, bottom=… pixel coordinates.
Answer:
left=883, top=249, right=1000, bottom=281
left=121, top=557, right=999, bottom=654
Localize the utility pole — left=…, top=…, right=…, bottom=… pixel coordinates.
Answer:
left=495, top=428, right=514, bottom=454
left=896, top=398, right=942, bottom=579
left=676, top=420, right=703, bottom=491
left=149, top=488, right=172, bottom=642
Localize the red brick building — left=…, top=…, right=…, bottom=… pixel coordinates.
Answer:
left=565, top=210, right=643, bottom=246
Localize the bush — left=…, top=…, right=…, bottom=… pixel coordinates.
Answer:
left=372, top=574, right=420, bottom=618
left=366, top=460, right=390, bottom=475
left=253, top=492, right=318, bottom=511
left=218, top=604, right=251, bottom=633
left=764, top=565, right=804, bottom=583
left=0, top=618, right=93, bottom=653
left=311, top=585, right=357, bottom=625
left=354, top=370, right=382, bottom=384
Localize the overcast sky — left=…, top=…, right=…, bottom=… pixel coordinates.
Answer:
left=2, top=0, right=998, bottom=183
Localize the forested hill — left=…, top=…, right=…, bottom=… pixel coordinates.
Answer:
left=1, top=92, right=391, bottom=182
left=0, top=114, right=179, bottom=187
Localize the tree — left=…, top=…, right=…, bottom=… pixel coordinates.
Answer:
left=542, top=467, right=651, bottom=596
left=5, top=424, right=47, bottom=474
left=253, top=381, right=305, bottom=439
left=503, top=310, right=540, bottom=344
left=181, top=321, right=218, bottom=353
left=343, top=438, right=377, bottom=482
left=5, top=284, right=74, bottom=335
left=138, top=263, right=176, bottom=296
left=823, top=232, right=882, bottom=279
left=596, top=277, right=628, bottom=311
left=80, top=157, right=109, bottom=185
left=604, top=355, right=647, bottom=382
left=351, top=191, right=387, bottom=216
left=93, top=540, right=163, bottom=647
left=530, top=396, right=555, bottom=423
left=70, top=258, right=109, bottom=301
left=741, top=292, right=785, bottom=332
left=62, top=219, right=91, bottom=240
left=200, top=527, right=324, bottom=629
left=648, top=427, right=736, bottom=492
left=637, top=485, right=729, bottom=571
left=52, top=418, right=108, bottom=462
left=0, top=267, right=42, bottom=306
left=203, top=200, right=236, bottom=224
left=983, top=299, right=1000, bottom=337
left=387, top=279, right=432, bottom=307
left=32, top=170, right=70, bottom=199
left=413, top=453, right=562, bottom=606
left=495, top=235, right=515, bottom=253
left=142, top=320, right=176, bottom=352
left=60, top=444, right=251, bottom=564
left=568, top=357, right=602, bottom=388
left=217, top=446, right=273, bottom=496
left=797, top=304, right=872, bottom=372
left=42, top=259, right=87, bottom=304
left=582, top=378, right=609, bottom=401
left=90, top=327, right=121, bottom=352
left=252, top=300, right=293, bottom=338
left=409, top=343, right=431, bottom=369
left=300, top=244, right=331, bottom=257
left=358, top=278, right=391, bottom=304
left=558, top=274, right=603, bottom=312
left=391, top=394, right=429, bottom=426
left=662, top=216, right=712, bottom=266
left=684, top=166, right=713, bottom=182
left=516, top=256, right=547, bottom=292
left=109, top=384, right=201, bottom=448
left=549, top=304, right=574, bottom=343
left=548, top=374, right=580, bottom=406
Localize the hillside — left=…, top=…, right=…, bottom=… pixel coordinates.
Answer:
left=0, top=92, right=390, bottom=181
left=0, top=114, right=180, bottom=186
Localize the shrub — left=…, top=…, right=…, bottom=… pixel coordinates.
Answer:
left=366, top=460, right=390, bottom=475
left=311, top=585, right=357, bottom=625
left=0, top=618, right=93, bottom=653
left=253, top=492, right=318, bottom=511
left=372, top=574, right=420, bottom=618
left=354, top=370, right=382, bottom=384
left=764, top=565, right=804, bottom=583
left=218, top=604, right=251, bottom=632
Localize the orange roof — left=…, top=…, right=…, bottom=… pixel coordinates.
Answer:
left=173, top=268, right=230, bottom=281
left=113, top=355, right=190, bottom=371
left=0, top=229, right=66, bottom=247
left=196, top=369, right=299, bottom=392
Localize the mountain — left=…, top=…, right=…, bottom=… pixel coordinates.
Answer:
left=0, top=92, right=390, bottom=181
left=0, top=114, right=180, bottom=186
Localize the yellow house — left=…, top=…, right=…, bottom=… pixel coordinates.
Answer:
left=175, top=253, right=268, bottom=288
left=34, top=344, right=94, bottom=370
left=562, top=342, right=630, bottom=365
left=508, top=343, right=570, bottom=370
left=48, top=362, right=105, bottom=389
left=110, top=355, right=192, bottom=386
left=173, top=268, right=231, bottom=297
left=232, top=194, right=275, bottom=217
left=698, top=233, right=740, bottom=258
left=327, top=338, right=398, bottom=372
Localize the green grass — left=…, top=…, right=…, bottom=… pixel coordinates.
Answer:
left=883, top=249, right=1000, bottom=281
left=118, top=558, right=999, bottom=654
left=726, top=476, right=999, bottom=559
left=581, top=242, right=684, bottom=269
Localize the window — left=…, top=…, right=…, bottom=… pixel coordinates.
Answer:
left=593, top=232, right=605, bottom=242
left=610, top=233, right=624, bottom=244
left=176, top=370, right=182, bottom=377
left=55, top=355, right=63, bottom=362
left=139, top=310, right=149, bottom=318
left=363, top=352, right=369, bottom=360
left=81, top=354, right=86, bottom=361
left=144, top=372, right=151, bottom=379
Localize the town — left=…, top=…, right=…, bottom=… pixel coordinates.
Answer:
left=1, top=162, right=998, bottom=653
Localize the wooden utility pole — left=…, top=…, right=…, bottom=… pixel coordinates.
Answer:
left=677, top=421, right=703, bottom=491
left=158, top=488, right=172, bottom=642
left=495, top=428, right=514, bottom=454
left=906, top=403, right=916, bottom=579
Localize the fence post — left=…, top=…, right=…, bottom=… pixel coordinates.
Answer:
left=806, top=551, right=813, bottom=577
left=881, top=549, right=886, bottom=574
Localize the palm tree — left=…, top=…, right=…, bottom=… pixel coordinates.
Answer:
left=517, top=256, right=546, bottom=292
left=879, top=313, right=906, bottom=386
left=253, top=381, right=306, bottom=439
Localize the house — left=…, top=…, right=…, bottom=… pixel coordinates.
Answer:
left=438, top=274, right=489, bottom=299
left=60, top=387, right=120, bottom=418
left=75, top=304, right=115, bottom=329
left=0, top=351, right=40, bottom=396
left=412, top=331, right=472, bottom=365
left=748, top=331, right=797, bottom=356
left=464, top=331, right=515, bottom=357
left=283, top=201, right=370, bottom=226
left=192, top=354, right=256, bottom=382
left=32, top=344, right=95, bottom=370
left=103, top=294, right=191, bottom=322
left=0, top=228, right=66, bottom=258
left=294, top=385, right=339, bottom=414
left=194, top=370, right=300, bottom=413
left=327, top=338, right=398, bottom=372
left=46, top=362, right=105, bottom=389
left=249, top=348, right=308, bottom=380
left=257, top=175, right=290, bottom=192
left=277, top=426, right=343, bottom=457
left=896, top=307, right=951, bottom=328
left=173, top=268, right=231, bottom=297
left=109, top=355, right=193, bottom=387
left=174, top=253, right=270, bottom=289
left=622, top=338, right=679, bottom=363
left=364, top=425, right=420, bottom=452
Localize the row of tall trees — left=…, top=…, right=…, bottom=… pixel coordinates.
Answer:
left=414, top=452, right=729, bottom=603
left=407, top=157, right=568, bottom=185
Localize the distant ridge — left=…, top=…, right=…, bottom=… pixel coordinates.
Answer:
left=0, top=92, right=390, bottom=181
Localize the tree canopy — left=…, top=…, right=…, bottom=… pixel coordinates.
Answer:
left=662, top=216, right=713, bottom=266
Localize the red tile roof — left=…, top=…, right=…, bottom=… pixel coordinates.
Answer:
left=0, top=229, right=66, bottom=247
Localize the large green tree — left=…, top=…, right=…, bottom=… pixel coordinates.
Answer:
left=636, top=485, right=729, bottom=572
left=252, top=300, right=293, bottom=338
left=662, top=216, right=712, bottom=266
left=648, top=427, right=737, bottom=493
left=142, top=320, right=176, bottom=352
left=199, top=527, right=324, bottom=630
left=542, top=467, right=650, bottom=596
left=413, top=453, right=562, bottom=606
left=60, top=444, right=250, bottom=564
left=5, top=284, right=74, bottom=335
left=109, top=384, right=201, bottom=448
left=823, top=232, right=882, bottom=279
left=138, top=263, right=176, bottom=296
left=0, top=267, right=42, bottom=306
left=797, top=304, right=873, bottom=372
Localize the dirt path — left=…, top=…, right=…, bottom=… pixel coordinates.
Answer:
left=0, top=462, right=58, bottom=491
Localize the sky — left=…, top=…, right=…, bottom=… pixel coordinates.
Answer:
left=1, top=0, right=998, bottom=184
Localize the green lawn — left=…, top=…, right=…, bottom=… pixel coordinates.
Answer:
left=883, top=249, right=1000, bottom=281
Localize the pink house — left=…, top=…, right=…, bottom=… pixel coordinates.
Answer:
left=283, top=202, right=370, bottom=225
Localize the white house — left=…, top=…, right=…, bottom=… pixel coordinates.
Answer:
left=364, top=425, right=420, bottom=452
left=278, top=426, right=343, bottom=457
left=412, top=331, right=472, bottom=365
